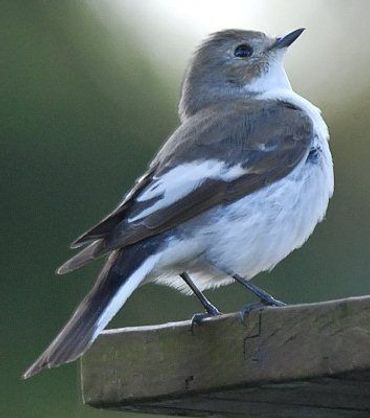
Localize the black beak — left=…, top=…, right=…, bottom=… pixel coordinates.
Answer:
left=272, top=28, right=305, bottom=49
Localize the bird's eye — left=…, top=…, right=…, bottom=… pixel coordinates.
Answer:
left=234, top=44, right=253, bottom=58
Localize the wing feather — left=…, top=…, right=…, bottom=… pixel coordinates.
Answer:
left=59, top=100, right=313, bottom=273
left=70, top=167, right=156, bottom=248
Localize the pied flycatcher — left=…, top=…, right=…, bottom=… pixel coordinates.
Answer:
left=24, top=28, right=334, bottom=379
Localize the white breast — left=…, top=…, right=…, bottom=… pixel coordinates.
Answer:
left=206, top=147, right=333, bottom=280
left=152, top=90, right=334, bottom=293
left=203, top=91, right=334, bottom=284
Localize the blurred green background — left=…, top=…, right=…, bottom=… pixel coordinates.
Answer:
left=2, top=1, right=370, bottom=417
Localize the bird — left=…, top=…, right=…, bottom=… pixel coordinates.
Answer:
left=23, top=28, right=334, bottom=379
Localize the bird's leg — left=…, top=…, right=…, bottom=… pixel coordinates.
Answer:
left=180, top=272, right=222, bottom=327
left=232, top=274, right=286, bottom=321
left=232, top=274, right=286, bottom=306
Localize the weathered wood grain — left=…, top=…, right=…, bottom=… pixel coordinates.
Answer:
left=81, top=296, right=370, bottom=417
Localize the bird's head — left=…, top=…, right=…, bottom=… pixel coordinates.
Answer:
left=179, top=28, right=305, bottom=119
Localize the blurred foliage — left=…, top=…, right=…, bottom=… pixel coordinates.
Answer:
left=1, top=1, right=370, bottom=417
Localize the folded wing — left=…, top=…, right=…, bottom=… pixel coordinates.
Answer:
left=58, top=100, right=313, bottom=274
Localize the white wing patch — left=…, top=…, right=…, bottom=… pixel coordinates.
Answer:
left=128, top=159, right=246, bottom=223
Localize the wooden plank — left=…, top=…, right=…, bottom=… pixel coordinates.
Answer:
left=112, top=394, right=370, bottom=418
left=81, top=296, right=370, bottom=416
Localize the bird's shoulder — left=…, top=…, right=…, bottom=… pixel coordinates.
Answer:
left=152, top=98, right=313, bottom=172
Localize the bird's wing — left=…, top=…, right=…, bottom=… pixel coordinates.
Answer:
left=59, top=100, right=313, bottom=273
left=70, top=167, right=156, bottom=248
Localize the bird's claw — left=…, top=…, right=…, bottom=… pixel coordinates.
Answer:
left=239, top=298, right=286, bottom=322
left=190, top=308, right=222, bottom=333
left=239, top=302, right=266, bottom=322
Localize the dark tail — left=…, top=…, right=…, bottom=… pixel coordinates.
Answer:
left=23, top=242, right=160, bottom=379
left=56, top=240, right=106, bottom=275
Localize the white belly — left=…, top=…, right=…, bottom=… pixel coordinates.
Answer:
left=205, top=140, right=333, bottom=282
left=152, top=91, right=334, bottom=293
left=152, top=141, right=333, bottom=292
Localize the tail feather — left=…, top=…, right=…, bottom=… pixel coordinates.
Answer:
left=23, top=242, right=160, bottom=379
left=56, top=240, right=106, bottom=275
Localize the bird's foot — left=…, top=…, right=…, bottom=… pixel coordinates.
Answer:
left=239, top=302, right=266, bottom=322
left=239, top=298, right=286, bottom=322
left=190, top=306, right=222, bottom=333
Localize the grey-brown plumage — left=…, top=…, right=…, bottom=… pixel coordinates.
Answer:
left=24, top=28, right=333, bottom=379
left=60, top=99, right=312, bottom=274
left=179, top=30, right=273, bottom=120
